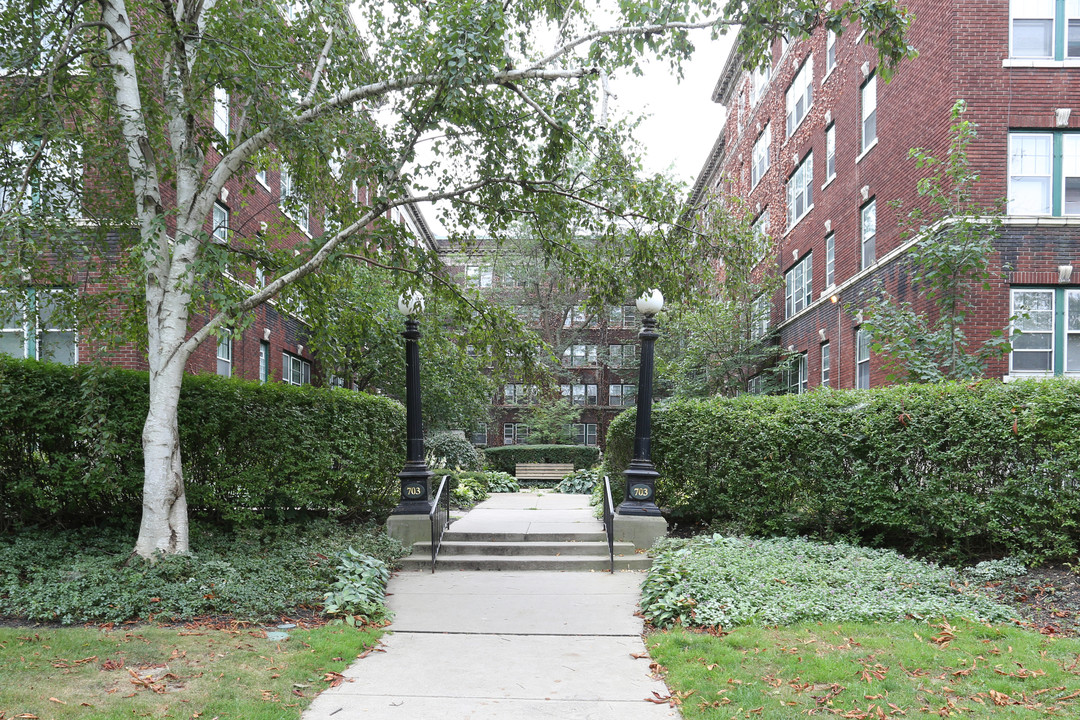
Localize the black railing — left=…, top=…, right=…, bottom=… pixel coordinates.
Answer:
left=430, top=475, right=451, bottom=573
left=602, top=475, right=615, bottom=573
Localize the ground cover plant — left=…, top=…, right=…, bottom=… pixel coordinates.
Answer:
left=555, top=468, right=600, bottom=494
left=0, top=520, right=408, bottom=625
left=0, top=623, right=384, bottom=720
left=640, top=536, right=1016, bottom=629
left=648, top=620, right=1080, bottom=719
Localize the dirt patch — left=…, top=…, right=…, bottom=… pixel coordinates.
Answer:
left=982, top=563, right=1080, bottom=637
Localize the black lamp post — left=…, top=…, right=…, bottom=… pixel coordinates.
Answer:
left=617, top=288, right=664, bottom=517
left=391, top=290, right=433, bottom=515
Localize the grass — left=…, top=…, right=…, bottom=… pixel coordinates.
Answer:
left=0, top=622, right=384, bottom=719
left=648, top=620, right=1080, bottom=719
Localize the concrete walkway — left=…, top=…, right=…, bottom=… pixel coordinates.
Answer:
left=303, top=493, right=678, bottom=720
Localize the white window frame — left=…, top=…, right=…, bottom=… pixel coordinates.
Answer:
left=608, top=343, right=635, bottom=368
left=1064, top=134, right=1080, bottom=215
left=279, top=164, right=310, bottom=234
left=785, top=56, right=814, bottom=137
left=259, top=340, right=270, bottom=382
left=212, top=202, right=229, bottom=244
left=609, top=383, right=636, bottom=407
left=282, top=351, right=311, bottom=385
left=471, top=423, right=488, bottom=446
left=1067, top=288, right=1080, bottom=373
left=1010, top=0, right=1056, bottom=58
left=826, top=29, right=838, bottom=74
left=751, top=124, right=771, bottom=188
left=787, top=152, right=814, bottom=229
left=825, top=123, right=836, bottom=182
left=751, top=294, right=770, bottom=340
left=255, top=168, right=269, bottom=190
left=751, top=63, right=771, bottom=105
left=821, top=341, right=831, bottom=387
left=217, top=334, right=232, bottom=378
left=747, top=375, right=763, bottom=395
left=861, top=200, right=877, bottom=270
left=0, top=290, right=28, bottom=360
left=35, top=289, right=77, bottom=365
left=1008, top=132, right=1054, bottom=215
left=785, top=252, right=813, bottom=319
left=503, top=423, right=530, bottom=445
left=786, top=352, right=808, bottom=394
left=1070, top=0, right=1080, bottom=58
left=856, top=329, right=871, bottom=389
left=213, top=87, right=229, bottom=138
left=861, top=72, right=877, bottom=153
left=1010, top=288, right=1056, bottom=374
left=825, top=232, right=835, bottom=287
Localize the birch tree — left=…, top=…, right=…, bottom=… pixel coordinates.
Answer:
left=0, top=0, right=914, bottom=557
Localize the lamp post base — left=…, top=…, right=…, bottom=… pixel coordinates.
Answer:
left=616, top=459, right=662, bottom=516
left=391, top=462, right=434, bottom=515
left=614, top=513, right=668, bottom=551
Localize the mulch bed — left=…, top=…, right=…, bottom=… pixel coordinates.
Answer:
left=983, top=563, right=1080, bottom=637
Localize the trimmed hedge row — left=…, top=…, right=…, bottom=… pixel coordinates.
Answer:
left=0, top=357, right=405, bottom=528
left=484, top=444, right=601, bottom=475
left=604, top=379, right=1080, bottom=563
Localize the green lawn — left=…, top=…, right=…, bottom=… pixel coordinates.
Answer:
left=0, top=623, right=383, bottom=719
left=649, top=620, right=1080, bottom=719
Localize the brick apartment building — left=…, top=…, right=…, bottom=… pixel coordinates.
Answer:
left=2, top=82, right=437, bottom=387
left=441, top=243, right=642, bottom=450
left=688, top=0, right=1080, bottom=391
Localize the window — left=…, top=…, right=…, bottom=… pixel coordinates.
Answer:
left=562, top=344, right=598, bottom=367
left=0, top=291, right=26, bottom=359
left=471, top=423, right=488, bottom=446
left=609, top=384, right=636, bottom=407
left=609, top=304, right=637, bottom=328
left=503, top=423, right=529, bottom=445
left=259, top=340, right=270, bottom=382
left=751, top=63, right=771, bottom=105
left=821, top=342, right=831, bottom=387
left=751, top=209, right=771, bottom=259
left=571, top=423, right=598, bottom=446
left=504, top=383, right=535, bottom=404
left=861, top=200, right=877, bottom=269
left=216, top=334, right=232, bottom=378
left=567, top=383, right=598, bottom=406
left=825, top=124, right=836, bottom=181
left=1009, top=132, right=1080, bottom=216
left=608, top=343, right=635, bottom=368
left=1071, top=0, right=1080, bottom=57
left=480, top=267, right=493, bottom=288
left=751, top=125, right=770, bottom=187
left=825, top=233, right=835, bottom=287
left=212, top=202, right=229, bottom=244
left=563, top=305, right=588, bottom=328
left=1010, top=0, right=1056, bottom=58
left=826, top=29, right=838, bottom=73
left=1, top=139, right=82, bottom=217
left=751, top=294, right=771, bottom=340
left=856, top=329, right=871, bottom=389
left=1, top=289, right=77, bottom=365
left=786, top=353, right=808, bottom=394
left=256, top=168, right=269, bottom=189
left=747, top=375, right=764, bottom=395
left=861, top=72, right=877, bottom=152
left=785, top=56, right=813, bottom=137
left=279, top=164, right=310, bottom=233
left=1006, top=288, right=1080, bottom=375
left=785, top=253, right=813, bottom=319
left=282, top=352, right=310, bottom=385
left=787, top=152, right=814, bottom=228
left=213, top=87, right=229, bottom=137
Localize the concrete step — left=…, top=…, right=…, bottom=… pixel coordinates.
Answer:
left=398, top=553, right=652, bottom=572
left=441, top=531, right=608, bottom=543
left=412, top=540, right=637, bottom=557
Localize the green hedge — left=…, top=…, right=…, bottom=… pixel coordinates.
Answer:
left=484, top=444, right=601, bottom=475
left=0, top=357, right=405, bottom=528
left=604, top=380, right=1080, bottom=563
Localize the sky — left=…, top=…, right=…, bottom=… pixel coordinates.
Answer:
left=608, top=29, right=734, bottom=187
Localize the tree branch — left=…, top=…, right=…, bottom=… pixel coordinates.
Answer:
left=302, top=29, right=335, bottom=108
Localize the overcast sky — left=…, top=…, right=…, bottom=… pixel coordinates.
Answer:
left=609, top=29, right=734, bottom=186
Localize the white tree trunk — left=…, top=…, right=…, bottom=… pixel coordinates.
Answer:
left=135, top=360, right=190, bottom=557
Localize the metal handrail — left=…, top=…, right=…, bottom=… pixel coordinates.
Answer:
left=602, top=475, right=615, bottom=573
left=430, top=475, right=451, bottom=573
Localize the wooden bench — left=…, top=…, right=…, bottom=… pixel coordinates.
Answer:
left=514, top=462, right=575, bottom=485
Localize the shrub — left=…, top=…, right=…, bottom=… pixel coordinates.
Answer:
left=484, top=444, right=601, bottom=474
left=425, top=431, right=484, bottom=471
left=605, top=379, right=1080, bottom=563
left=0, top=357, right=406, bottom=528
left=555, top=468, right=599, bottom=494
left=640, top=535, right=1015, bottom=629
